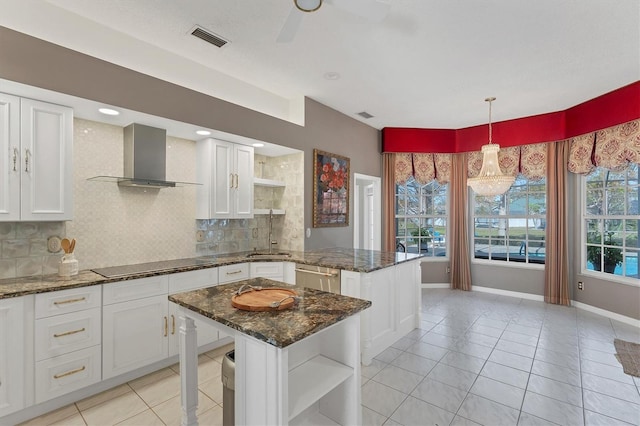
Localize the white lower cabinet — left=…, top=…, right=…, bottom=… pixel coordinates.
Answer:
left=102, top=294, right=169, bottom=379
left=34, top=287, right=101, bottom=404
left=249, top=262, right=295, bottom=284
left=35, top=345, right=101, bottom=404
left=0, top=295, right=34, bottom=417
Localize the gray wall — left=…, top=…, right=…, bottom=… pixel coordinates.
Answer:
left=0, top=26, right=381, bottom=251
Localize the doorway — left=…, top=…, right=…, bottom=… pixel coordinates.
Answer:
left=353, top=173, right=381, bottom=250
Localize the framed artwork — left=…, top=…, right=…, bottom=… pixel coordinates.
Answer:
left=313, top=149, right=350, bottom=227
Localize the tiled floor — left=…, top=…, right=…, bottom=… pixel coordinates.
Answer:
left=21, top=288, right=640, bottom=425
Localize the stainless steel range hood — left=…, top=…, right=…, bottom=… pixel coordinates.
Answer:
left=88, top=123, right=199, bottom=188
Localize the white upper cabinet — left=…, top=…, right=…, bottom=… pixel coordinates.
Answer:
left=197, top=138, right=254, bottom=219
left=0, top=93, right=73, bottom=222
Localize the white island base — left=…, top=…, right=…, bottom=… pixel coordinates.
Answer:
left=177, top=309, right=363, bottom=426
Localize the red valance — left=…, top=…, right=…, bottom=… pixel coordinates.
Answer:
left=383, top=81, right=640, bottom=154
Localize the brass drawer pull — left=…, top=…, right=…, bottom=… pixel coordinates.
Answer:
left=164, top=316, right=168, bottom=337
left=227, top=270, right=243, bottom=275
left=54, top=327, right=86, bottom=338
left=171, top=315, right=176, bottom=335
left=53, top=297, right=86, bottom=305
left=53, top=365, right=86, bottom=379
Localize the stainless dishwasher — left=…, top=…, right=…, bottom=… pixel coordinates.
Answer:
left=295, top=264, right=341, bottom=294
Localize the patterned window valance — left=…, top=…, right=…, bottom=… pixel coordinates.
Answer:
left=568, top=119, right=640, bottom=174
left=394, top=153, right=452, bottom=184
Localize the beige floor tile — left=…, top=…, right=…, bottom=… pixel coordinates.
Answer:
left=129, top=367, right=176, bottom=390
left=204, top=343, right=234, bottom=363
left=75, top=384, right=132, bottom=412
left=199, top=376, right=224, bottom=405
left=50, top=413, right=86, bottom=426
left=170, top=354, right=224, bottom=382
left=114, top=409, right=165, bottom=426
left=132, top=370, right=181, bottom=407
left=196, top=405, right=223, bottom=426
left=152, top=390, right=216, bottom=426
left=81, top=391, right=149, bottom=426
left=19, top=404, right=79, bottom=425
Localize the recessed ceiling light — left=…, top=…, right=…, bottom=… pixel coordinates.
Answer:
left=98, top=108, right=120, bottom=116
left=196, top=130, right=211, bottom=136
left=252, top=143, right=264, bottom=147
left=324, top=72, right=340, bottom=80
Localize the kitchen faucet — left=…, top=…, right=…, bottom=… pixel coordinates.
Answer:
left=268, top=208, right=277, bottom=254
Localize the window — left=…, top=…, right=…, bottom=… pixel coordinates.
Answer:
left=473, top=176, right=546, bottom=264
left=583, top=164, right=639, bottom=281
left=395, top=176, right=447, bottom=257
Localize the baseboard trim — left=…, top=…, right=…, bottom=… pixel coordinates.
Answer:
left=422, top=283, right=449, bottom=289
left=572, top=301, right=640, bottom=328
left=462, top=285, right=640, bottom=328
left=471, top=285, right=545, bottom=301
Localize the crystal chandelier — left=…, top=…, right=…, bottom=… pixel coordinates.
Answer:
left=467, top=97, right=515, bottom=196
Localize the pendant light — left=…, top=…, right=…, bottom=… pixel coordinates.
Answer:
left=295, top=0, right=322, bottom=12
left=467, top=97, right=515, bottom=196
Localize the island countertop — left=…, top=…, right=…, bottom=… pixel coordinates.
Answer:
left=169, top=277, right=372, bottom=348
left=0, top=248, right=423, bottom=299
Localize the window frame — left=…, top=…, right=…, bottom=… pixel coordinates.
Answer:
left=394, top=177, right=449, bottom=259
left=471, top=175, right=547, bottom=268
left=580, top=164, right=639, bottom=286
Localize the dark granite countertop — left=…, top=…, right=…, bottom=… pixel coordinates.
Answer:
left=169, top=277, right=371, bottom=348
left=0, top=248, right=423, bottom=299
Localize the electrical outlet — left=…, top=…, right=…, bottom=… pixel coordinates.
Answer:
left=578, top=281, right=584, bottom=290
left=252, top=228, right=259, bottom=239
left=446, top=266, right=451, bottom=273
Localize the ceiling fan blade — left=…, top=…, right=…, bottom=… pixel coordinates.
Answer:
left=277, top=6, right=304, bottom=43
left=327, top=0, right=390, bottom=22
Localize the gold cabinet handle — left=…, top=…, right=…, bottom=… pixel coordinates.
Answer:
left=24, top=148, right=31, bottom=172
left=230, top=173, right=234, bottom=188
left=235, top=173, right=239, bottom=189
left=164, top=316, right=168, bottom=337
left=53, top=365, right=85, bottom=379
left=54, top=327, right=85, bottom=338
left=171, top=315, right=176, bottom=335
left=12, top=147, right=18, bottom=172
left=227, top=270, right=243, bottom=275
left=53, top=297, right=86, bottom=305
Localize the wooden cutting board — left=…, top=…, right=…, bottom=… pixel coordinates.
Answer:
left=231, top=288, right=299, bottom=311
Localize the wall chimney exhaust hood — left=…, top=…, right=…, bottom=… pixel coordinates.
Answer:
left=88, top=123, right=200, bottom=188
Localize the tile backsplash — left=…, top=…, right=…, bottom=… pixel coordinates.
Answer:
left=0, top=222, right=66, bottom=279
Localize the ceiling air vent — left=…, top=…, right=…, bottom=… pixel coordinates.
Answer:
left=357, top=111, right=374, bottom=119
left=191, top=26, right=228, bottom=48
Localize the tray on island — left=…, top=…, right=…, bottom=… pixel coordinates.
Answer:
left=231, top=286, right=299, bottom=312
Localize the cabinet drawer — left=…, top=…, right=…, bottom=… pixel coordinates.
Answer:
left=103, top=275, right=169, bottom=305
left=250, top=262, right=284, bottom=279
left=169, top=268, right=218, bottom=294
left=35, top=286, right=101, bottom=319
left=35, top=345, right=101, bottom=404
left=35, top=308, right=101, bottom=361
left=219, top=263, right=249, bottom=284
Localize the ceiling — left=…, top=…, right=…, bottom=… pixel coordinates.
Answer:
left=2, top=0, right=639, bottom=131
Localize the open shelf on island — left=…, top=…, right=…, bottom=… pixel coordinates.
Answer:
left=254, top=209, right=285, bottom=215
left=254, top=178, right=286, bottom=187
left=288, top=355, right=353, bottom=421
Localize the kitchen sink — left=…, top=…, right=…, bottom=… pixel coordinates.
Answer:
left=245, top=252, right=292, bottom=259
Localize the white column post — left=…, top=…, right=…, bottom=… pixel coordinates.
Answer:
left=179, top=315, right=198, bottom=426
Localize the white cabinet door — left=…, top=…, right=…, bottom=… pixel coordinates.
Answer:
left=102, top=295, right=169, bottom=379
left=0, top=93, right=20, bottom=221
left=234, top=144, right=254, bottom=218
left=196, top=138, right=253, bottom=219
left=0, top=296, right=33, bottom=417
left=19, top=98, right=73, bottom=221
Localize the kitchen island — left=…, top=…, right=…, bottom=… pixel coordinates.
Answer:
left=169, top=277, right=371, bottom=426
